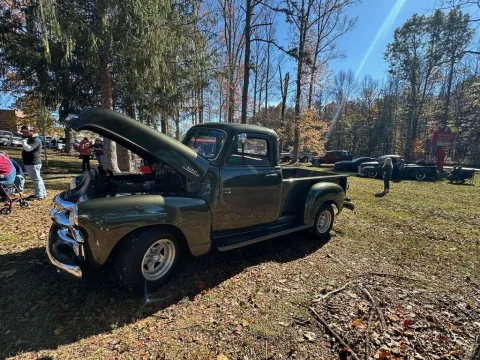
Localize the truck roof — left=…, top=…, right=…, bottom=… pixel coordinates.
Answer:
left=192, top=122, right=278, bottom=138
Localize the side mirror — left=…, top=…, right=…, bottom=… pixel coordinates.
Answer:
left=238, top=133, right=247, bottom=143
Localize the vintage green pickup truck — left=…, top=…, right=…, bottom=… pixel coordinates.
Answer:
left=48, top=108, right=354, bottom=290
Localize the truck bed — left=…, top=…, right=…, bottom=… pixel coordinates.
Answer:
left=281, top=167, right=348, bottom=214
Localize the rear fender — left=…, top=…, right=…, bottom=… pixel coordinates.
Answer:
left=303, top=183, right=345, bottom=227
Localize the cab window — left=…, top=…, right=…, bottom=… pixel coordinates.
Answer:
left=226, top=136, right=271, bottom=166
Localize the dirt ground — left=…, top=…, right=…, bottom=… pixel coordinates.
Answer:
left=1, top=149, right=479, bottom=360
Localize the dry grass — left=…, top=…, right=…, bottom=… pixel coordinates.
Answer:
left=0, top=156, right=479, bottom=359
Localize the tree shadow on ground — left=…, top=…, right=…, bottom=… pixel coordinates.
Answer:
left=0, top=231, right=329, bottom=358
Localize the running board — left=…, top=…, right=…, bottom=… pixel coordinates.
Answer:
left=216, top=224, right=309, bottom=252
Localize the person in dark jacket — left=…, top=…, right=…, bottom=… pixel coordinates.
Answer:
left=20, top=125, right=47, bottom=200
left=382, top=157, right=393, bottom=194
left=93, top=138, right=104, bottom=169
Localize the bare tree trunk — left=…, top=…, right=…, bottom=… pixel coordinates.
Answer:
left=160, top=114, right=167, bottom=134
left=293, top=1, right=308, bottom=162
left=100, top=54, right=120, bottom=173
left=443, top=59, right=455, bottom=127
left=264, top=38, right=271, bottom=117
left=199, top=87, right=204, bottom=124
left=252, top=69, right=258, bottom=124
left=175, top=107, right=180, bottom=140
left=219, top=85, right=223, bottom=122
left=293, top=52, right=304, bottom=162
left=240, top=0, right=252, bottom=124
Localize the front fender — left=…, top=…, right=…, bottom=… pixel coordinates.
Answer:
left=303, top=183, right=345, bottom=227
left=77, top=195, right=211, bottom=267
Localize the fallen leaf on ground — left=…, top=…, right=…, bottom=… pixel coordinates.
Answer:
left=217, top=355, right=228, bottom=360
left=352, top=318, right=365, bottom=328
left=234, top=324, right=243, bottom=334
left=303, top=331, right=316, bottom=342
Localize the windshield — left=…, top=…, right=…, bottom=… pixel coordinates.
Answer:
left=182, top=128, right=225, bottom=160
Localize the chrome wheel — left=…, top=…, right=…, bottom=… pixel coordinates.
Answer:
left=316, top=210, right=332, bottom=234
left=141, top=239, right=176, bottom=281
left=367, top=170, right=377, bottom=178
left=415, top=171, right=426, bottom=181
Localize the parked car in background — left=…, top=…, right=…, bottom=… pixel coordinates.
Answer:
left=334, top=157, right=377, bottom=171
left=280, top=150, right=313, bottom=163
left=73, top=139, right=80, bottom=150
left=48, top=108, right=354, bottom=291
left=45, top=136, right=53, bottom=147
left=312, top=150, right=353, bottom=166
left=10, top=133, right=23, bottom=147
left=55, top=137, right=66, bottom=151
left=358, top=155, right=437, bottom=181
left=0, top=130, right=13, bottom=146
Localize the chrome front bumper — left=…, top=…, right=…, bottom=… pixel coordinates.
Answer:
left=47, top=196, right=83, bottom=279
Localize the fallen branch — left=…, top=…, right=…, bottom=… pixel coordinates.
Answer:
left=359, top=286, right=386, bottom=330
left=309, top=307, right=361, bottom=360
left=471, top=334, right=480, bottom=360
left=362, top=272, right=419, bottom=282
left=326, top=250, right=347, bottom=267
left=312, top=282, right=351, bottom=303
left=365, top=310, right=374, bottom=360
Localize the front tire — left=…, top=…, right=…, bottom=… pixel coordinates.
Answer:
left=367, top=169, right=378, bottom=178
left=115, top=229, right=181, bottom=291
left=311, top=204, right=334, bottom=238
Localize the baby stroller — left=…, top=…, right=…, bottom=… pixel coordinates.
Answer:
left=0, top=183, right=29, bottom=214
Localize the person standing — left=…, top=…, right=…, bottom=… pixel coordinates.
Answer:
left=93, top=138, right=105, bottom=169
left=79, top=137, right=93, bottom=172
left=20, top=125, right=47, bottom=200
left=382, top=157, right=393, bottom=194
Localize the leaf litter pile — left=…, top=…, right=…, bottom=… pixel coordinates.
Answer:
left=307, top=274, right=479, bottom=360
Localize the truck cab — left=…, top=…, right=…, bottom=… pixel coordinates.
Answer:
left=48, top=108, right=353, bottom=291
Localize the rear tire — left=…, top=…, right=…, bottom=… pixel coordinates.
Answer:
left=415, top=171, right=426, bottom=181
left=114, top=229, right=181, bottom=292
left=311, top=204, right=334, bottom=238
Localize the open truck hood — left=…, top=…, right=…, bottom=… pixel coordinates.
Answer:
left=67, top=108, right=209, bottom=180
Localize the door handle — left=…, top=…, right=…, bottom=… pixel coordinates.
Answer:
left=266, top=173, right=278, bottom=177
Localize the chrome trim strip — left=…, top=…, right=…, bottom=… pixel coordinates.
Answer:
left=50, top=209, right=71, bottom=228
left=54, top=195, right=75, bottom=211
left=46, top=229, right=82, bottom=279
left=57, top=229, right=85, bottom=257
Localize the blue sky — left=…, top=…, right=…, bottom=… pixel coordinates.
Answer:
left=276, top=0, right=446, bottom=81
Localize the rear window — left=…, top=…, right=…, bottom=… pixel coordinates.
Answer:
left=182, top=128, right=226, bottom=160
